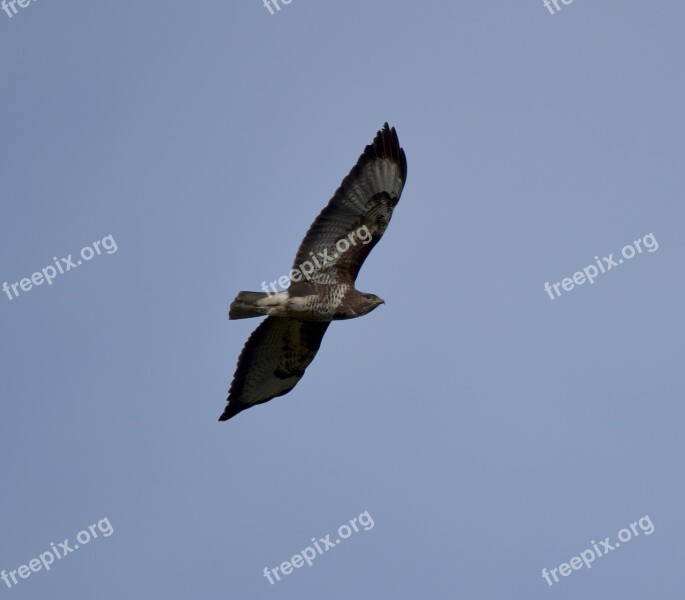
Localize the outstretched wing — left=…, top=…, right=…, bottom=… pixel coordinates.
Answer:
left=219, top=317, right=330, bottom=421
left=291, top=123, right=407, bottom=285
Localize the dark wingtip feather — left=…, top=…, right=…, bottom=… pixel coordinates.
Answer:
left=218, top=401, right=245, bottom=422
left=366, top=122, right=407, bottom=183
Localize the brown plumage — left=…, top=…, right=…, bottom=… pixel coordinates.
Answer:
left=220, top=123, right=407, bottom=422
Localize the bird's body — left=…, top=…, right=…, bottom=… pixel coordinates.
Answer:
left=220, top=123, right=407, bottom=421
left=229, top=283, right=382, bottom=321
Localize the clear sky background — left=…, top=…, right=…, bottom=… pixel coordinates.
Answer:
left=1, top=1, right=683, bottom=598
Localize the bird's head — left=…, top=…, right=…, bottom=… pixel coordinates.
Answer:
left=358, top=292, right=385, bottom=315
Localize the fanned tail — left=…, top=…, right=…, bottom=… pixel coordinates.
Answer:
left=228, top=291, right=271, bottom=320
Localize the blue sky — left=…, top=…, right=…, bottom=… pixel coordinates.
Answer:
left=1, top=1, right=683, bottom=598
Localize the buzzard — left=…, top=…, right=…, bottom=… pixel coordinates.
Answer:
left=220, top=123, right=407, bottom=421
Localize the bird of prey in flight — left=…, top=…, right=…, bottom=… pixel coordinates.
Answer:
left=220, top=123, right=407, bottom=421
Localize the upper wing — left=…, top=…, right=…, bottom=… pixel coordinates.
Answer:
left=291, top=123, right=407, bottom=285
left=219, top=317, right=330, bottom=421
